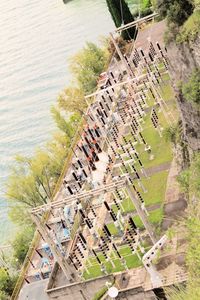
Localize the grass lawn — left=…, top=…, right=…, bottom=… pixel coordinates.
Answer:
left=107, top=222, right=119, bottom=235
left=112, top=197, right=135, bottom=214
left=138, top=170, right=169, bottom=206
left=120, top=80, right=176, bottom=171
left=83, top=245, right=142, bottom=280
left=112, top=169, right=168, bottom=212
left=133, top=207, right=164, bottom=229
left=124, top=109, right=173, bottom=169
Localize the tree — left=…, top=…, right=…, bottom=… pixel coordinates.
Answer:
left=6, top=106, right=80, bottom=226
left=157, top=0, right=194, bottom=26
left=7, top=143, right=68, bottom=225
left=106, top=0, right=137, bottom=40
left=167, top=0, right=194, bottom=26
left=57, top=87, right=87, bottom=115
left=69, top=42, right=107, bottom=94
left=51, top=107, right=78, bottom=137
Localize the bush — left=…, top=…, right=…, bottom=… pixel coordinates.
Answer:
left=0, top=268, right=18, bottom=297
left=167, top=0, right=194, bottom=26
left=182, top=69, right=200, bottom=105
left=177, top=10, right=200, bottom=42
left=0, top=291, right=9, bottom=300
left=12, top=226, right=34, bottom=266
left=164, top=122, right=182, bottom=145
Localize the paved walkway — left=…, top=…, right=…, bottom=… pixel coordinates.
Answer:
left=164, top=157, right=181, bottom=204
left=19, top=279, right=49, bottom=300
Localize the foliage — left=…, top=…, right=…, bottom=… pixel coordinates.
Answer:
left=182, top=69, right=200, bottom=104
left=106, top=0, right=137, bottom=40
left=176, top=10, right=200, bottom=42
left=164, top=122, right=182, bottom=145
left=106, top=35, right=128, bottom=60
left=157, top=0, right=194, bottom=44
left=192, top=0, right=200, bottom=7
left=157, top=0, right=194, bottom=25
left=156, top=0, right=172, bottom=18
left=70, top=42, right=108, bottom=94
left=0, top=268, right=17, bottom=297
left=167, top=0, right=194, bottom=26
left=57, top=86, right=86, bottom=115
left=51, top=107, right=79, bottom=137
left=177, top=169, right=190, bottom=193
left=130, top=0, right=153, bottom=19
left=12, top=226, right=34, bottom=266
left=0, top=291, right=9, bottom=300
left=6, top=132, right=72, bottom=225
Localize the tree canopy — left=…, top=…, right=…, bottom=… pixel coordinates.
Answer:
left=157, top=0, right=194, bottom=26
left=69, top=42, right=108, bottom=94
left=6, top=130, right=73, bottom=225
left=57, top=87, right=86, bottom=115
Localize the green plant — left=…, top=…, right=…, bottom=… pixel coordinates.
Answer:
left=167, top=0, right=193, bottom=26
left=70, top=42, right=108, bottom=94
left=0, top=291, right=9, bottom=300
left=182, top=69, right=200, bottom=105
left=0, top=268, right=18, bottom=297
left=163, top=122, right=182, bottom=146
left=177, top=10, right=200, bottom=42
left=12, top=226, right=35, bottom=266
left=157, top=0, right=193, bottom=26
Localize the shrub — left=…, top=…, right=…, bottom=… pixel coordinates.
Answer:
left=177, top=10, right=200, bottom=42
left=182, top=69, right=200, bottom=105
left=12, top=226, right=34, bottom=266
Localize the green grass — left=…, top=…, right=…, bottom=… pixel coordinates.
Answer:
left=107, top=223, right=119, bottom=235
left=112, top=197, right=135, bottom=214
left=125, top=254, right=141, bottom=269
left=160, top=84, right=174, bottom=101
left=84, top=265, right=102, bottom=280
left=133, top=114, right=173, bottom=169
left=133, top=207, right=164, bottom=229
left=112, top=169, right=168, bottom=212
left=122, top=81, right=176, bottom=170
left=83, top=245, right=142, bottom=280
left=92, top=286, right=108, bottom=300
left=138, top=170, right=169, bottom=206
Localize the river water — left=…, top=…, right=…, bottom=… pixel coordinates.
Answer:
left=0, top=0, right=137, bottom=243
